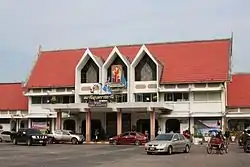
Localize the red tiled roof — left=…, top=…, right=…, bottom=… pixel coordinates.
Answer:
left=227, top=74, right=250, bottom=108
left=146, top=39, right=231, bottom=83
left=0, top=83, right=28, bottom=111
left=26, top=39, right=231, bottom=88
left=26, top=49, right=85, bottom=88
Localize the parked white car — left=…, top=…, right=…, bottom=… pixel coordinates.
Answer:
left=0, top=131, right=13, bottom=142
left=48, top=130, right=84, bottom=145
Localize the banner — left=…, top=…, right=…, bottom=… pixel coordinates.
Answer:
left=32, top=122, right=48, bottom=133
left=111, top=65, right=122, bottom=83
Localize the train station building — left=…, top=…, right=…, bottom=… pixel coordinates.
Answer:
left=1, top=38, right=243, bottom=142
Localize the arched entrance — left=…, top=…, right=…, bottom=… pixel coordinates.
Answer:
left=10, top=120, right=17, bottom=131
left=136, top=119, right=158, bottom=137
left=165, top=119, right=180, bottom=133
left=82, top=119, right=104, bottom=140
left=63, top=119, right=76, bottom=132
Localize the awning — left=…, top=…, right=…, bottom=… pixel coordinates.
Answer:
left=41, top=102, right=173, bottom=112
left=26, top=113, right=57, bottom=118
left=191, top=113, right=223, bottom=117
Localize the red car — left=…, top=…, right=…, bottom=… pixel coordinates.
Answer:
left=109, top=132, right=147, bottom=145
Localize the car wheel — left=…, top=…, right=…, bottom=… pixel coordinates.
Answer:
left=113, top=140, right=118, bottom=145
left=0, top=138, right=2, bottom=142
left=48, top=137, right=54, bottom=144
left=13, top=138, right=17, bottom=145
left=27, top=139, right=32, bottom=146
left=135, top=140, right=141, bottom=146
left=42, top=143, right=47, bottom=146
left=71, top=138, right=78, bottom=145
left=184, top=145, right=190, bottom=153
left=167, top=146, right=173, bottom=155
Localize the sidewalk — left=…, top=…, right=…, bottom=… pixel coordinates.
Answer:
left=83, top=141, right=110, bottom=145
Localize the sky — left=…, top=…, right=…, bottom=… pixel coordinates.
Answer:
left=0, top=0, right=249, bottom=82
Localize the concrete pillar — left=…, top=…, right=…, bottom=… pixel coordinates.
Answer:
left=28, top=119, right=31, bottom=128
left=85, top=109, right=91, bottom=142
left=150, top=109, right=156, bottom=140
left=51, top=118, right=55, bottom=133
left=56, top=110, right=62, bottom=130
left=189, top=117, right=195, bottom=135
left=117, top=109, right=122, bottom=135
left=16, top=119, right=19, bottom=131
left=221, top=116, right=227, bottom=133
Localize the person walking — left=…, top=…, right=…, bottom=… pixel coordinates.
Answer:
left=94, top=129, right=99, bottom=143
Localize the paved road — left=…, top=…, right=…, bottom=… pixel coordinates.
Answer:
left=0, top=143, right=249, bottom=167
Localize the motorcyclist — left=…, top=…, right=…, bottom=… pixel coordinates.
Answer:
left=243, top=129, right=250, bottom=149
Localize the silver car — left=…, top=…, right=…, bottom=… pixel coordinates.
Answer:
left=145, top=133, right=191, bottom=155
left=48, top=130, right=85, bottom=145
left=0, top=131, right=13, bottom=142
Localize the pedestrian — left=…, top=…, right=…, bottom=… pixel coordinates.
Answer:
left=145, top=130, right=149, bottom=142
left=157, top=127, right=162, bottom=135
left=224, top=128, right=230, bottom=143
left=94, top=129, right=99, bottom=143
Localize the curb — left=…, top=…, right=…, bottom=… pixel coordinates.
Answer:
left=83, top=141, right=109, bottom=145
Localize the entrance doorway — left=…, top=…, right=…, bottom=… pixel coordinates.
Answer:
left=20, top=120, right=28, bottom=129
left=136, top=119, right=158, bottom=137
left=82, top=119, right=104, bottom=140
left=165, top=119, right=180, bottom=133
left=63, top=119, right=76, bottom=132
left=10, top=120, right=17, bottom=131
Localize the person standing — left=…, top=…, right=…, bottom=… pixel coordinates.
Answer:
left=224, top=128, right=230, bottom=143
left=157, top=128, right=163, bottom=135
left=94, top=129, right=99, bottom=143
left=145, top=130, right=149, bottom=142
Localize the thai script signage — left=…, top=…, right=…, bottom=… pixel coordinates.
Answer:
left=88, top=101, right=107, bottom=107
left=83, top=94, right=114, bottom=100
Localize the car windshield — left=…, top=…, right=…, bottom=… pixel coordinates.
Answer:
left=154, top=134, right=173, bottom=141
left=137, top=132, right=145, bottom=136
left=26, top=129, right=42, bottom=135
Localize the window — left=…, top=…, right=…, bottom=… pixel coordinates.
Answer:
left=135, top=93, right=157, bottom=102
left=32, top=88, right=41, bottom=93
left=141, top=63, right=153, bottom=81
left=31, top=97, right=42, bottom=104
left=207, top=92, right=221, bottom=101
left=155, top=134, right=173, bottom=141
left=193, top=92, right=206, bottom=101
left=164, top=93, right=189, bottom=102
left=81, top=58, right=99, bottom=83
left=1, top=131, right=11, bottom=135
left=179, top=134, right=185, bottom=140
left=86, top=65, right=97, bottom=83
left=113, top=94, right=127, bottom=103
left=121, top=132, right=129, bottom=137
left=135, top=53, right=156, bottom=81
left=55, top=130, right=62, bottom=135
left=135, top=94, right=143, bottom=102
left=42, top=96, right=52, bottom=104
left=43, top=88, right=52, bottom=93
left=173, top=134, right=180, bottom=141
left=130, top=132, right=136, bottom=136
left=62, top=131, right=70, bottom=135
left=193, top=92, right=221, bottom=101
